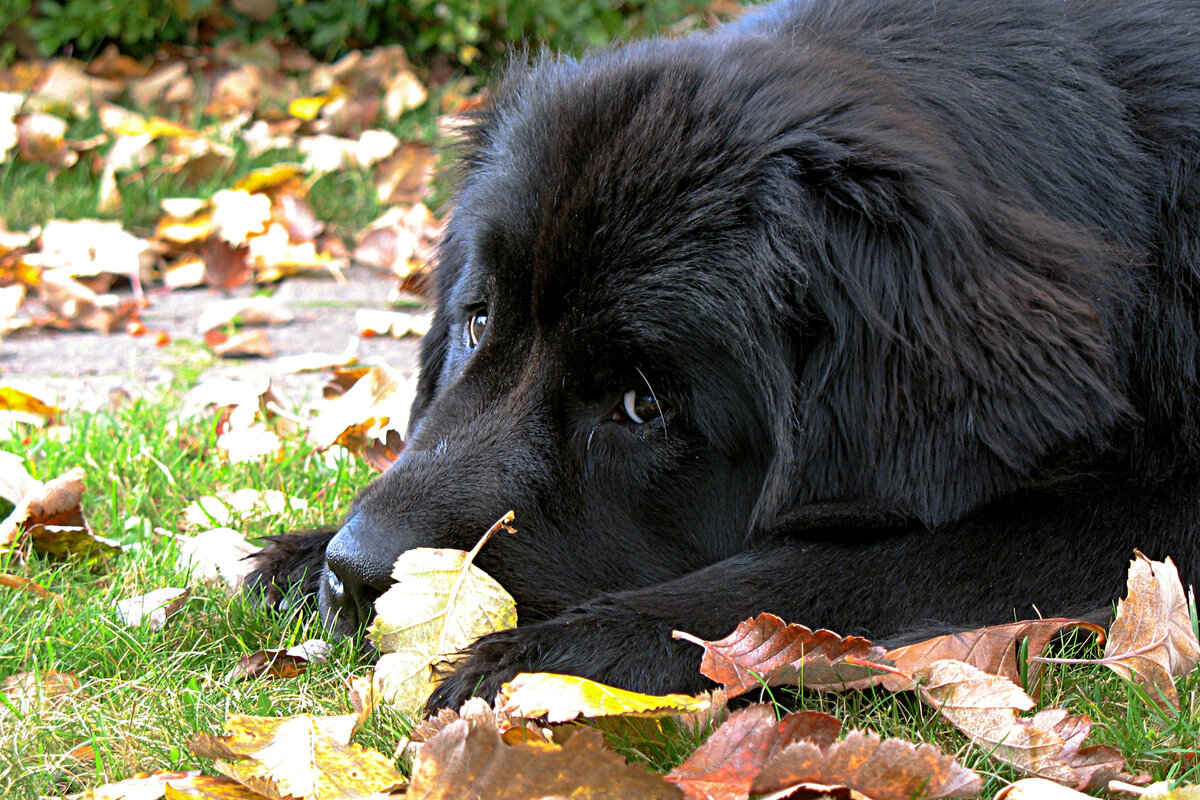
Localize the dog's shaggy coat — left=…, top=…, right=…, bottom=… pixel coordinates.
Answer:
left=250, top=0, right=1200, bottom=710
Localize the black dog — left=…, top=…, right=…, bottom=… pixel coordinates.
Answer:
left=250, top=0, right=1200, bottom=711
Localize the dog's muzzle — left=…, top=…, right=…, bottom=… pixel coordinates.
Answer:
left=320, top=514, right=394, bottom=637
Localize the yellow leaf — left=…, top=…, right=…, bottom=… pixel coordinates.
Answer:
left=288, top=95, right=328, bottom=120
left=0, top=385, right=60, bottom=422
left=116, top=115, right=197, bottom=138
left=370, top=513, right=518, bottom=712
left=190, top=713, right=403, bottom=799
left=232, top=164, right=304, bottom=195
left=155, top=212, right=216, bottom=245
left=308, top=364, right=415, bottom=453
left=499, top=673, right=711, bottom=723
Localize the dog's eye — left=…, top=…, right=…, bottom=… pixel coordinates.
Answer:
left=466, top=309, right=488, bottom=347
left=618, top=390, right=666, bottom=424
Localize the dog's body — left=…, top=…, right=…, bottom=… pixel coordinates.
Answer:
left=250, top=0, right=1200, bottom=710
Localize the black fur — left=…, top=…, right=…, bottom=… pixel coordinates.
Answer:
left=247, top=0, right=1200, bottom=712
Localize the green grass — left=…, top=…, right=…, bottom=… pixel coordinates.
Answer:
left=0, top=390, right=408, bottom=798
left=2, top=388, right=1198, bottom=799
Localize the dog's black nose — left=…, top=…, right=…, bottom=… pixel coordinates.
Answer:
left=321, top=515, right=394, bottom=634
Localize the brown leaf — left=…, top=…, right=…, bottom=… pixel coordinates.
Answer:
left=362, top=429, right=404, bottom=472
left=210, top=329, right=274, bottom=358
left=190, top=713, right=403, bottom=799
left=916, top=659, right=1125, bottom=789
left=228, top=643, right=328, bottom=684
left=0, top=467, right=101, bottom=555
left=0, top=572, right=66, bottom=607
left=200, top=239, right=253, bottom=290
left=1103, top=551, right=1200, bottom=709
left=884, top=618, right=1105, bottom=696
left=373, top=142, right=436, bottom=205
left=673, top=612, right=896, bottom=697
left=409, top=720, right=681, bottom=799
left=276, top=194, right=324, bottom=242
left=0, top=669, right=79, bottom=716
left=750, top=730, right=982, bottom=800
left=666, top=705, right=841, bottom=800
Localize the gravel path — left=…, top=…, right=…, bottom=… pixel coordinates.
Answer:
left=0, top=266, right=425, bottom=410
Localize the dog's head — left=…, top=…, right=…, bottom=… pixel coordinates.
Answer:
left=319, top=34, right=1129, bottom=634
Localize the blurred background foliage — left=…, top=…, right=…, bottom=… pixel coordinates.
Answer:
left=0, top=0, right=710, bottom=69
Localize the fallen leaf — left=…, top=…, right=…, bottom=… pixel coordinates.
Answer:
left=408, top=720, right=680, bottom=799
left=383, top=70, right=428, bottom=120
left=209, top=330, right=275, bottom=358
left=1103, top=551, right=1200, bottom=709
left=0, top=92, right=21, bottom=162
left=355, top=308, right=430, bottom=338
left=176, top=526, right=261, bottom=590
left=0, top=572, right=66, bottom=607
left=498, top=673, right=710, bottom=724
left=916, top=659, right=1125, bottom=788
left=373, top=141, right=436, bottom=205
left=197, top=296, right=294, bottom=334
left=38, top=270, right=140, bottom=332
left=674, top=612, right=896, bottom=697
left=998, top=778, right=1096, bottom=800
left=1110, top=780, right=1200, bottom=800
left=308, top=364, right=416, bottom=453
left=0, top=385, right=60, bottom=425
left=225, top=640, right=331, bottom=682
left=199, top=239, right=253, bottom=290
left=0, top=466, right=97, bottom=555
left=370, top=513, right=518, bottom=711
left=884, top=618, right=1105, bottom=695
left=32, top=219, right=156, bottom=280
left=190, top=713, right=403, bottom=799
left=751, top=730, right=983, bottom=800
left=665, top=705, right=841, bottom=800
left=211, top=190, right=272, bottom=246
left=115, top=587, right=189, bottom=629
left=0, top=669, right=79, bottom=716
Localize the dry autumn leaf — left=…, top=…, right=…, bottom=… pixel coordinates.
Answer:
left=115, top=587, right=189, bottom=629
left=0, top=384, right=61, bottom=425
left=408, top=720, right=681, bottom=800
left=883, top=618, right=1106, bottom=696
left=0, top=466, right=120, bottom=559
left=176, top=526, right=262, bottom=590
left=81, top=771, right=269, bottom=800
left=915, top=659, right=1125, bottom=789
left=665, top=705, right=841, bottom=800
left=498, top=673, right=711, bottom=724
left=673, top=612, right=896, bottom=697
left=308, top=364, right=416, bottom=453
left=1103, top=551, right=1200, bottom=709
left=998, top=777, right=1097, bottom=800
left=224, top=640, right=331, bottom=683
left=1110, top=780, right=1200, bottom=800
left=190, top=713, right=403, bottom=800
left=0, top=451, right=44, bottom=504
left=370, top=513, right=518, bottom=711
left=750, top=730, right=983, bottom=800
left=0, top=669, right=79, bottom=717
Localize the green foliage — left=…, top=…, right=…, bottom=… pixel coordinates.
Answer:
left=2, top=0, right=210, bottom=59
left=1, top=0, right=699, bottom=68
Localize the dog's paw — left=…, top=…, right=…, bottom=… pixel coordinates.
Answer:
left=424, top=606, right=711, bottom=714
left=426, top=626, right=540, bottom=713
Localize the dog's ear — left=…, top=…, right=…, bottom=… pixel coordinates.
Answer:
left=765, top=125, right=1131, bottom=524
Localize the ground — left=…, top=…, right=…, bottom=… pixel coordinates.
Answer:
left=0, top=266, right=424, bottom=409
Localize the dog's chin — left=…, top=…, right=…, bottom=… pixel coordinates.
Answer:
left=317, top=563, right=376, bottom=642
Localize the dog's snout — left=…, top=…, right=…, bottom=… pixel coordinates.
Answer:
left=325, top=515, right=395, bottom=593
left=321, top=515, right=395, bottom=634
